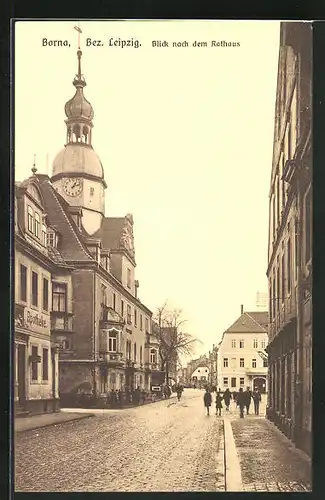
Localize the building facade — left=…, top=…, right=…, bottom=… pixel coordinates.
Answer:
left=190, top=366, right=210, bottom=387
left=14, top=174, right=68, bottom=415
left=266, top=22, right=312, bottom=455
left=217, top=307, right=268, bottom=393
left=16, top=45, right=161, bottom=403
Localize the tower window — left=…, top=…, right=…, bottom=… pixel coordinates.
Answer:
left=90, top=187, right=94, bottom=196
left=34, top=213, right=40, bottom=238
left=27, top=206, right=34, bottom=233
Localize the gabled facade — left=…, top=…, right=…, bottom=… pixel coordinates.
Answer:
left=217, top=307, right=268, bottom=393
left=266, top=22, right=312, bottom=455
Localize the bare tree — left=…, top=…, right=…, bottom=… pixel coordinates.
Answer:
left=153, top=301, right=201, bottom=384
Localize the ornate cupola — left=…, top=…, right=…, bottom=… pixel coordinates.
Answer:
left=51, top=32, right=107, bottom=236
left=64, top=49, right=94, bottom=146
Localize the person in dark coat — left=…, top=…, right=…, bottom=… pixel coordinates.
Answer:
left=203, top=387, right=212, bottom=415
left=215, top=389, right=223, bottom=416
left=233, top=391, right=238, bottom=406
left=223, top=388, right=232, bottom=412
left=252, top=388, right=262, bottom=415
left=244, top=387, right=253, bottom=415
left=237, top=387, right=246, bottom=418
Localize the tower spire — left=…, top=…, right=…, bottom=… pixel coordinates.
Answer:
left=73, top=23, right=85, bottom=88
left=31, top=154, right=37, bottom=175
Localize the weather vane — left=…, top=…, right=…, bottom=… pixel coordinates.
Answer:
left=74, top=22, right=82, bottom=50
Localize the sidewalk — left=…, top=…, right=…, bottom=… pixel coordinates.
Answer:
left=226, top=413, right=311, bottom=492
left=15, top=411, right=94, bottom=433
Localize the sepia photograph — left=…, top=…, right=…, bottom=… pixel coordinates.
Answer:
left=13, top=19, right=312, bottom=492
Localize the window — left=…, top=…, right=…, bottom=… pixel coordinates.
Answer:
left=112, top=293, right=116, bottom=311
left=240, top=358, right=244, bottom=368
left=240, top=377, right=245, bottom=386
left=127, top=304, right=132, bottom=324
left=150, top=349, right=157, bottom=364
left=253, top=339, right=258, bottom=349
left=198, top=369, right=200, bottom=373
left=42, top=225, right=47, bottom=246
left=47, top=231, right=56, bottom=247
left=42, top=348, right=49, bottom=380
left=127, top=268, right=131, bottom=288
left=140, top=314, right=143, bottom=330
left=101, top=285, right=107, bottom=306
left=261, top=340, right=266, bottom=349
left=145, top=318, right=149, bottom=332
left=223, top=358, right=228, bottom=368
left=223, top=377, right=228, bottom=387
left=252, top=358, right=257, bottom=368
left=134, top=309, right=137, bottom=326
left=126, top=340, right=131, bottom=360
left=287, top=237, right=292, bottom=293
left=27, top=206, right=34, bottom=232
left=231, top=339, right=236, bottom=348
left=140, top=345, right=143, bottom=363
left=43, top=278, right=49, bottom=311
left=31, top=271, right=38, bottom=307
left=90, top=187, right=94, bottom=196
left=20, top=264, right=27, bottom=302
left=281, top=254, right=285, bottom=302
left=263, top=359, right=268, bottom=368
left=121, top=300, right=124, bottom=317
left=52, top=283, right=67, bottom=312
left=34, top=212, right=40, bottom=238
left=62, top=339, right=71, bottom=351
left=108, top=331, right=117, bottom=352
left=239, top=340, right=244, bottom=348
left=31, top=346, right=38, bottom=380
left=231, top=377, right=236, bottom=388
left=304, top=189, right=311, bottom=264
left=134, top=343, right=137, bottom=361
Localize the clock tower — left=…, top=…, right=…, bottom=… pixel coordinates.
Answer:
left=51, top=44, right=106, bottom=235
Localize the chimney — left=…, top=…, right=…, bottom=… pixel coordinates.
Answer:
left=241, top=304, right=244, bottom=315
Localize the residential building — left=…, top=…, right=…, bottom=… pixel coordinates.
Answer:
left=14, top=172, right=71, bottom=415
left=208, top=344, right=218, bottom=387
left=16, top=46, right=159, bottom=402
left=190, top=365, right=209, bottom=387
left=266, top=22, right=312, bottom=455
left=217, top=306, right=268, bottom=393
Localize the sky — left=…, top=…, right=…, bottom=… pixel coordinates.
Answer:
left=15, top=20, right=280, bottom=359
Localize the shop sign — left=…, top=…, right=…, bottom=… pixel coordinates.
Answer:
left=25, top=309, right=47, bottom=329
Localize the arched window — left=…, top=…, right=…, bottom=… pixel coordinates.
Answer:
left=83, top=126, right=89, bottom=144
left=150, top=349, right=157, bottom=364
left=73, top=124, right=81, bottom=142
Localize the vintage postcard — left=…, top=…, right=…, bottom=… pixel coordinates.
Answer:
left=13, top=19, right=312, bottom=492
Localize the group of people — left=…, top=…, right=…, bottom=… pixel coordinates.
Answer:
left=203, top=386, right=262, bottom=417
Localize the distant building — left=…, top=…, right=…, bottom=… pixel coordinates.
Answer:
left=190, top=366, right=209, bottom=387
left=217, top=305, right=268, bottom=393
left=256, top=291, right=268, bottom=310
left=266, top=22, right=312, bottom=455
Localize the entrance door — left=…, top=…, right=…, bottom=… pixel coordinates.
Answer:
left=51, top=349, right=56, bottom=400
left=253, top=377, right=266, bottom=393
left=17, top=344, right=26, bottom=405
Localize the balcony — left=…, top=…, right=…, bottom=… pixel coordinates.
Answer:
left=51, top=312, right=74, bottom=332
left=99, top=305, right=125, bottom=328
left=99, top=352, right=124, bottom=366
left=145, top=362, right=160, bottom=371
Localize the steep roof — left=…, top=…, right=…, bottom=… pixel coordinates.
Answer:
left=37, top=176, right=93, bottom=262
left=225, top=311, right=268, bottom=334
left=93, top=217, right=125, bottom=250
left=245, top=311, right=268, bottom=330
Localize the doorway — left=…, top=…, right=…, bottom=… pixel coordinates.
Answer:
left=253, top=376, right=267, bottom=393
left=17, top=344, right=26, bottom=405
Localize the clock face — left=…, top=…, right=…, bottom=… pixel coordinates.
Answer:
left=63, top=178, right=83, bottom=197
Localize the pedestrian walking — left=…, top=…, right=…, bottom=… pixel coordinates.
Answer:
left=175, top=384, right=183, bottom=401
left=223, top=388, right=232, bottom=412
left=244, top=386, right=253, bottom=415
left=203, top=387, right=212, bottom=416
left=215, top=388, right=223, bottom=416
left=252, top=388, right=262, bottom=415
left=233, top=391, right=237, bottom=406
left=237, top=387, right=246, bottom=418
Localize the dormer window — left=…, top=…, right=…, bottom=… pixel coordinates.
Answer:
left=47, top=230, right=57, bottom=248
left=34, top=212, right=40, bottom=238
left=42, top=224, right=47, bottom=246
left=27, top=206, right=34, bottom=232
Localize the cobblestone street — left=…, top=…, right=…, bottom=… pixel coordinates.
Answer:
left=15, top=389, right=311, bottom=492
left=15, top=389, right=224, bottom=492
